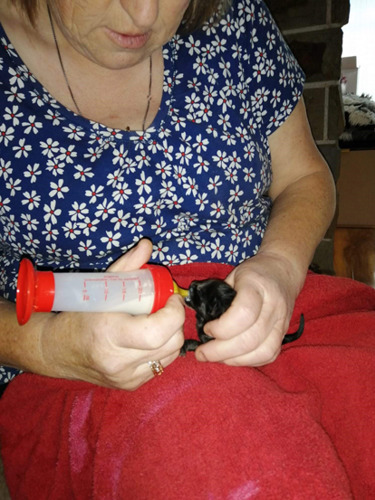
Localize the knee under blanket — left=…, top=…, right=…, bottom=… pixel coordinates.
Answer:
left=1, top=264, right=375, bottom=500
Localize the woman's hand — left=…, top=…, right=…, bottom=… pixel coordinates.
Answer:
left=195, top=252, right=305, bottom=367
left=37, top=239, right=185, bottom=390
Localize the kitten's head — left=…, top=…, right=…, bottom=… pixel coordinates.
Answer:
left=185, top=278, right=236, bottom=323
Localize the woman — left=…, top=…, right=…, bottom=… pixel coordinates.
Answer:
left=1, top=1, right=373, bottom=498
left=0, top=0, right=334, bottom=387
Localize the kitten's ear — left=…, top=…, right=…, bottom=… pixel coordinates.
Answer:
left=219, top=282, right=237, bottom=309
left=207, top=293, right=225, bottom=321
left=207, top=282, right=236, bottom=320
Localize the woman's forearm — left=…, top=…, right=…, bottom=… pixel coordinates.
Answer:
left=257, top=98, right=336, bottom=292
left=258, top=166, right=336, bottom=291
left=0, top=296, right=50, bottom=373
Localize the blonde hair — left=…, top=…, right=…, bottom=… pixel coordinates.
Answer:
left=14, top=0, right=232, bottom=34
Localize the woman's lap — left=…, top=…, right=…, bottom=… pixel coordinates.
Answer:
left=1, top=269, right=375, bottom=499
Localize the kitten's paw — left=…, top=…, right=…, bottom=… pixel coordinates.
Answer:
left=180, top=339, right=202, bottom=356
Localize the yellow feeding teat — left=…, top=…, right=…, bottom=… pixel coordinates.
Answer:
left=173, top=281, right=189, bottom=298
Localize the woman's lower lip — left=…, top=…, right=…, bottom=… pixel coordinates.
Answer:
left=105, top=29, right=150, bottom=49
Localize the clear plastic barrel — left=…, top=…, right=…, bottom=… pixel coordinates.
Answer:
left=52, top=269, right=155, bottom=314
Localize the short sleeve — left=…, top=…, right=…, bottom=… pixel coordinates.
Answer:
left=234, top=0, right=305, bottom=136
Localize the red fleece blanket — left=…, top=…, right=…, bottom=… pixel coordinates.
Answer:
left=1, top=264, right=375, bottom=499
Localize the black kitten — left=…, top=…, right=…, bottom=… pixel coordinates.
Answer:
left=180, top=278, right=304, bottom=355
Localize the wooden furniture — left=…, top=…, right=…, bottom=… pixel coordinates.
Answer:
left=334, top=149, right=375, bottom=286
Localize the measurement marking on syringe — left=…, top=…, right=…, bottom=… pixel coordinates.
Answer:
left=82, top=277, right=143, bottom=302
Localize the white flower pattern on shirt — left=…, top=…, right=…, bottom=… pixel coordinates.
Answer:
left=0, top=0, right=304, bottom=382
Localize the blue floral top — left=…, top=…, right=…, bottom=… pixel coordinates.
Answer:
left=0, top=0, right=304, bottom=382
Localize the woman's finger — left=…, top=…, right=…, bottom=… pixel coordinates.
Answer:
left=203, top=286, right=263, bottom=340
left=196, top=317, right=285, bottom=364
left=107, top=238, right=153, bottom=272
left=106, top=293, right=185, bottom=350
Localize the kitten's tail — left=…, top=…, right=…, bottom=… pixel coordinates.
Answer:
left=282, top=313, right=305, bottom=345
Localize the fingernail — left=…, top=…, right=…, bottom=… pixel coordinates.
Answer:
left=196, top=350, right=207, bottom=362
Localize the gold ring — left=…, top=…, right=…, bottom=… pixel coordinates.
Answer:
left=148, top=360, right=164, bottom=376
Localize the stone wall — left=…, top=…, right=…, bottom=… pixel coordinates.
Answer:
left=266, top=0, right=350, bottom=273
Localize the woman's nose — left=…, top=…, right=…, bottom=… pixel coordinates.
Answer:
left=120, top=0, right=159, bottom=30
